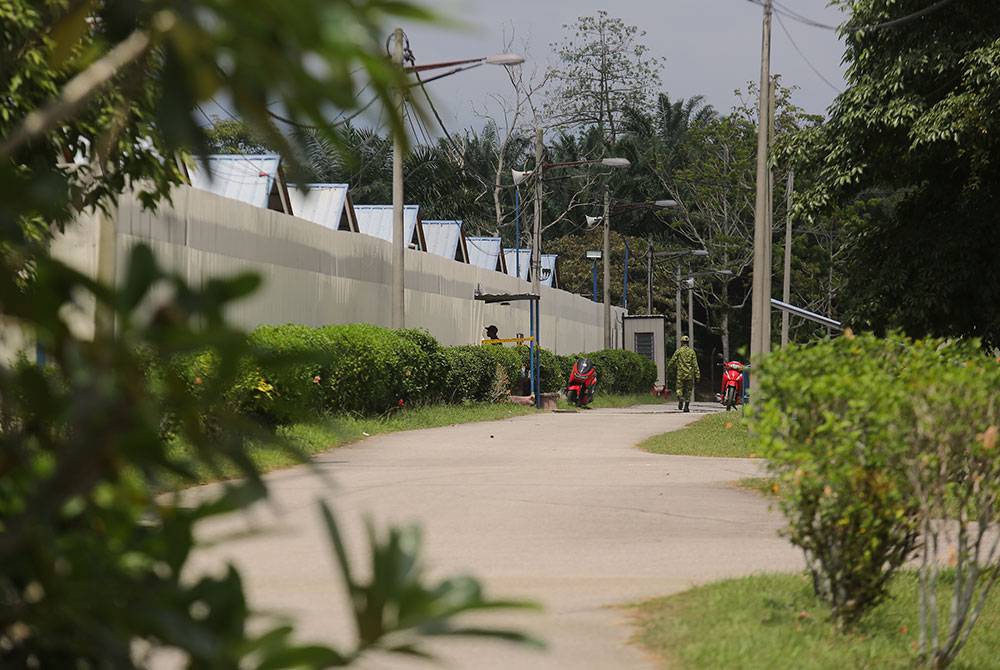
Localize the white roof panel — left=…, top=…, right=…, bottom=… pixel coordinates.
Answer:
left=503, top=249, right=531, bottom=280
left=422, top=221, right=463, bottom=260
left=467, top=237, right=503, bottom=271
left=188, top=154, right=281, bottom=209
left=287, top=183, right=348, bottom=230
left=354, top=205, right=420, bottom=247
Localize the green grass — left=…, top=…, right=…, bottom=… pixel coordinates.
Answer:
left=172, top=402, right=535, bottom=485
left=556, top=392, right=667, bottom=411
left=631, top=572, right=1000, bottom=670
left=638, top=411, right=758, bottom=458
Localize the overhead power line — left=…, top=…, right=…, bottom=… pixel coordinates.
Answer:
left=745, top=0, right=960, bottom=33
left=774, top=12, right=843, bottom=93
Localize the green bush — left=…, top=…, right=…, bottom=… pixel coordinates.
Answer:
left=442, top=345, right=520, bottom=402
left=749, top=332, right=918, bottom=627
left=514, top=346, right=565, bottom=393
left=586, top=349, right=657, bottom=394
left=235, top=324, right=329, bottom=423
left=398, top=328, right=450, bottom=401
left=317, top=324, right=430, bottom=415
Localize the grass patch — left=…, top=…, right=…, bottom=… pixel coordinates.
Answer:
left=172, top=402, right=535, bottom=485
left=638, top=412, right=757, bottom=458
left=631, top=572, right=1000, bottom=670
left=557, top=392, right=667, bottom=411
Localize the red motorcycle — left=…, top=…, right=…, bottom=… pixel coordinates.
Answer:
left=718, top=361, right=744, bottom=411
left=565, top=358, right=597, bottom=407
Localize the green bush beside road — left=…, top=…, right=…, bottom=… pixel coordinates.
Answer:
left=750, top=332, right=1000, bottom=667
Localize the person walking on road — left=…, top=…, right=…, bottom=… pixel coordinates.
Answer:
left=667, top=335, right=700, bottom=413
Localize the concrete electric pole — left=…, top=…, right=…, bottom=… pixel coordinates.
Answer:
left=390, top=27, right=406, bottom=329
left=781, top=170, right=794, bottom=347
left=675, top=263, right=683, bottom=350
left=602, top=184, right=611, bottom=348
left=749, top=0, right=773, bottom=361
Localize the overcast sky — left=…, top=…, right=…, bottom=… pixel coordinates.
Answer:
left=395, top=0, right=848, bottom=132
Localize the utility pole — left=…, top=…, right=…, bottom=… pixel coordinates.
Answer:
left=531, top=128, right=543, bottom=298
left=646, top=237, right=653, bottom=314
left=781, top=170, right=795, bottom=347
left=602, top=184, right=611, bottom=348
left=687, top=277, right=694, bottom=346
left=390, top=28, right=405, bottom=329
left=94, top=207, right=116, bottom=339
left=675, top=263, right=683, bottom=350
left=749, top=0, right=773, bottom=361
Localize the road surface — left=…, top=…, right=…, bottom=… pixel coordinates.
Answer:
left=184, top=403, right=802, bottom=669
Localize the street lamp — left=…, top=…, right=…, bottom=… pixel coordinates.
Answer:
left=389, top=29, right=525, bottom=328
left=648, top=248, right=707, bottom=345
left=586, top=250, right=602, bottom=302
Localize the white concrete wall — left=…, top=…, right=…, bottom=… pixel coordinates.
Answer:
left=50, top=186, right=625, bottom=355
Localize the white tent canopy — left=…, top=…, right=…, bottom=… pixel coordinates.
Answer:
left=467, top=236, right=507, bottom=273
left=287, top=183, right=357, bottom=232
left=422, top=221, right=468, bottom=263
left=353, top=205, right=425, bottom=250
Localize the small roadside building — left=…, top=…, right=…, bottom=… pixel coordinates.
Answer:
left=187, top=154, right=293, bottom=214
left=466, top=236, right=508, bottom=274
left=287, top=183, right=359, bottom=232
left=421, top=220, right=469, bottom=263
left=623, top=315, right=668, bottom=389
left=353, top=204, right=427, bottom=251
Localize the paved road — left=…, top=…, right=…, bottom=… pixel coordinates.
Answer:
left=186, top=403, right=802, bottom=669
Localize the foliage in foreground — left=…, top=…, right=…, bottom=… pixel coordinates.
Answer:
left=751, top=333, right=1000, bottom=668
left=0, top=248, right=538, bottom=667
left=631, top=572, right=1000, bottom=670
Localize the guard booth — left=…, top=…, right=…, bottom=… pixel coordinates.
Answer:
left=622, top=315, right=668, bottom=391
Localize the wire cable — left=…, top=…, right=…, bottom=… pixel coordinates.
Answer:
left=745, top=0, right=959, bottom=33
left=775, top=12, right=843, bottom=92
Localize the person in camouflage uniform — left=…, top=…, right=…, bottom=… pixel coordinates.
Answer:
left=667, top=335, right=700, bottom=412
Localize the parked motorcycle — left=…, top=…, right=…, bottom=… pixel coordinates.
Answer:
left=717, top=361, right=745, bottom=411
left=565, top=358, right=597, bottom=407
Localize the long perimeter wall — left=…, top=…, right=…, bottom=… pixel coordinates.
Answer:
left=52, top=185, right=625, bottom=354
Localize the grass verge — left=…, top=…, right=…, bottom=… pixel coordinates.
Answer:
left=631, top=572, right=1000, bottom=670
left=173, top=402, right=535, bottom=485
left=638, top=411, right=757, bottom=457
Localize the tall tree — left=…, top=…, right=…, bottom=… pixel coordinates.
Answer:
left=545, top=11, right=663, bottom=142
left=786, top=0, right=1000, bottom=344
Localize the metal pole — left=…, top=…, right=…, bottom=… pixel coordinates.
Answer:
left=390, top=27, right=406, bottom=329
left=602, top=184, right=611, bottom=348
left=529, top=299, right=535, bottom=399
left=534, top=299, right=541, bottom=408
left=514, top=185, right=521, bottom=277
left=591, top=260, right=598, bottom=302
left=623, top=240, right=630, bottom=313
left=531, top=127, right=543, bottom=299
left=675, top=263, right=682, bottom=350
left=749, top=0, right=773, bottom=361
left=647, top=237, right=653, bottom=314
left=687, top=278, right=694, bottom=346
left=781, top=169, right=794, bottom=346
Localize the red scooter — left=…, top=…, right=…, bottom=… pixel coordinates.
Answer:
left=565, top=358, right=597, bottom=407
left=718, top=361, right=744, bottom=411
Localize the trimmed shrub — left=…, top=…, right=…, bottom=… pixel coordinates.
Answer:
left=442, top=345, right=520, bottom=402
left=234, top=324, right=329, bottom=423
left=398, top=328, right=450, bottom=402
left=586, top=349, right=657, bottom=394
left=749, top=332, right=918, bottom=627
left=514, top=346, right=565, bottom=393
left=316, top=324, right=429, bottom=415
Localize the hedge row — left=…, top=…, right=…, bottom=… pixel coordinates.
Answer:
left=172, top=324, right=657, bottom=424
